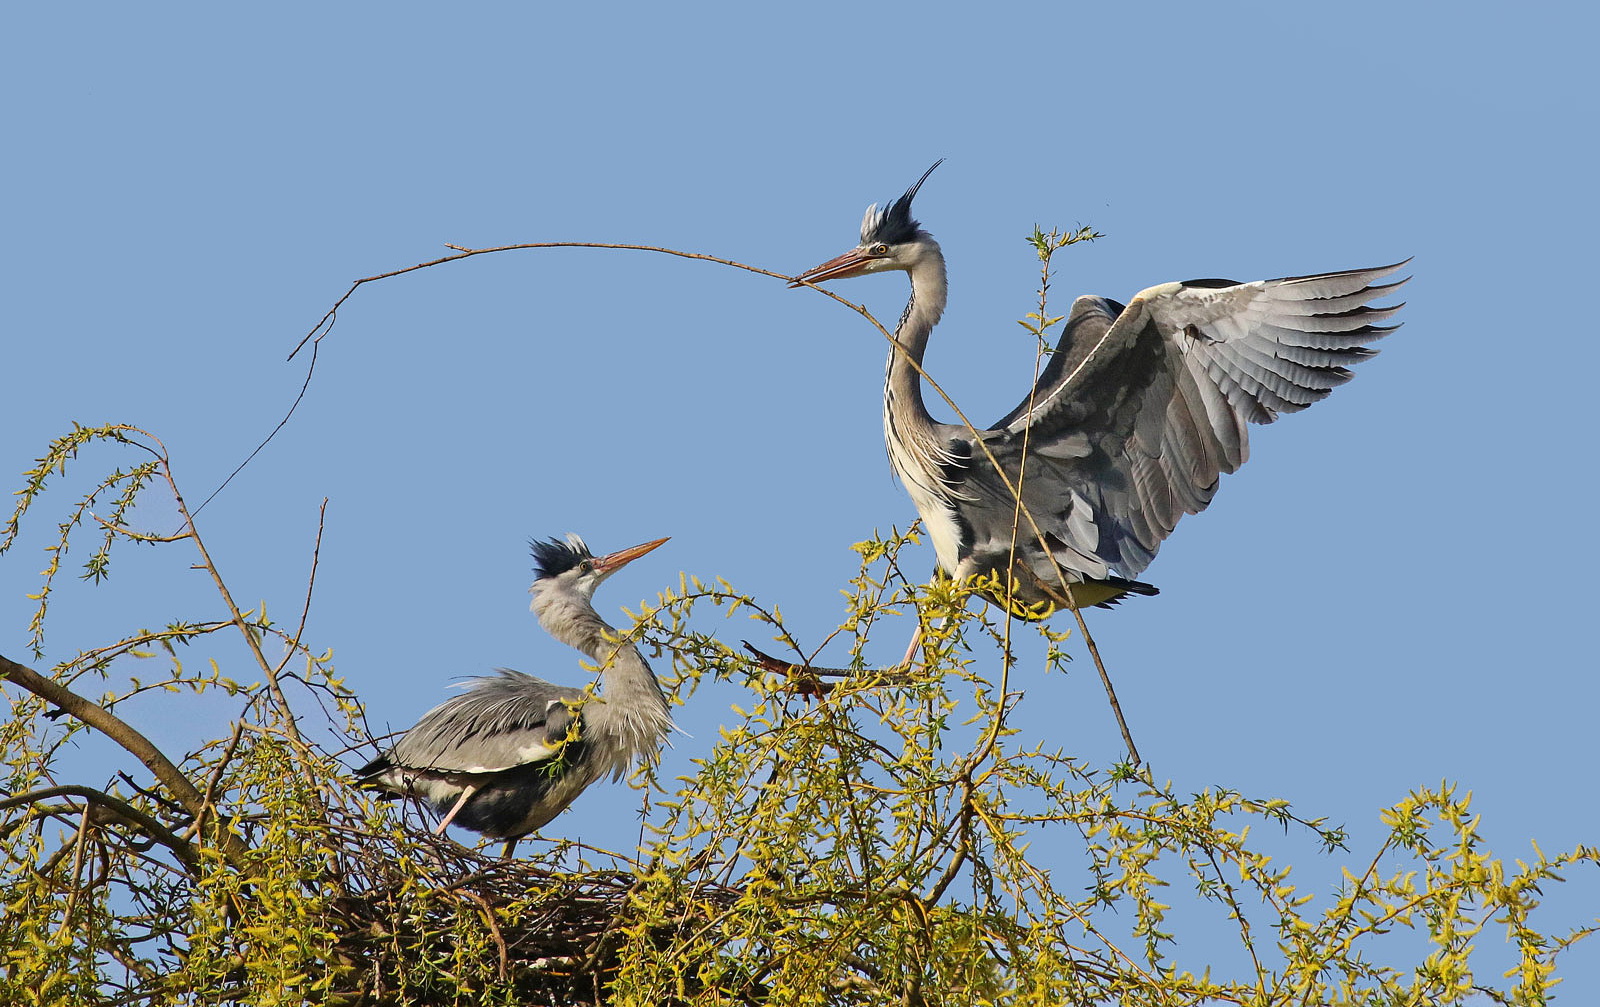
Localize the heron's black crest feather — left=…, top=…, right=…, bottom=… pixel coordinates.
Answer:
left=863, top=159, right=944, bottom=246
left=530, top=534, right=591, bottom=580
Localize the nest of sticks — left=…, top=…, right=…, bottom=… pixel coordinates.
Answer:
left=303, top=819, right=743, bottom=1006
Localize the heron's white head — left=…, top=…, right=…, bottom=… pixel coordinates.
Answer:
left=528, top=534, right=669, bottom=628
left=789, top=160, right=945, bottom=287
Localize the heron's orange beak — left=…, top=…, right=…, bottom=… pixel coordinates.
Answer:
left=592, top=537, right=669, bottom=575
left=789, top=248, right=872, bottom=288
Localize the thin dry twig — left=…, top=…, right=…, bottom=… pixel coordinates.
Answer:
left=1070, top=606, right=1138, bottom=764
left=192, top=339, right=319, bottom=519
left=154, top=442, right=304, bottom=744
left=274, top=497, right=328, bottom=679
left=289, top=241, right=795, bottom=361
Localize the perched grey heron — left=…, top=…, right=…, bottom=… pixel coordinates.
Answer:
left=358, top=534, right=672, bottom=856
left=792, top=162, right=1406, bottom=628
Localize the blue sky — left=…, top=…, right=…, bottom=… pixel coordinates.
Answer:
left=5, top=2, right=1596, bottom=995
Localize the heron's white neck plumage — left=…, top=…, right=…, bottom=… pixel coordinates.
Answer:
left=530, top=583, right=671, bottom=777
left=883, top=245, right=947, bottom=417
left=883, top=243, right=966, bottom=573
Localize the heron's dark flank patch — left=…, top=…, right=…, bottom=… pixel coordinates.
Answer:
left=938, top=438, right=972, bottom=496
left=447, top=741, right=590, bottom=835
left=530, top=536, right=591, bottom=580
left=1181, top=278, right=1240, bottom=289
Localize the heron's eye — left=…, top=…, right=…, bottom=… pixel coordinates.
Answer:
left=871, top=243, right=889, bottom=256
left=578, top=560, right=594, bottom=574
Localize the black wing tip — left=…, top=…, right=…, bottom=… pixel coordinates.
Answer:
left=1356, top=256, right=1413, bottom=276
left=1348, top=322, right=1402, bottom=339
left=1338, top=256, right=1414, bottom=275
left=1306, top=305, right=1406, bottom=329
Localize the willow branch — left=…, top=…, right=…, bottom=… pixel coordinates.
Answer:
left=0, top=784, right=201, bottom=876
left=0, top=651, right=250, bottom=867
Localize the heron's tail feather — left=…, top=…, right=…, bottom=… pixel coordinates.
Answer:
left=992, top=575, right=1159, bottom=620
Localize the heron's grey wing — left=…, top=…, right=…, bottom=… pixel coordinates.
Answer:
left=387, top=669, right=585, bottom=775
left=982, top=261, right=1407, bottom=575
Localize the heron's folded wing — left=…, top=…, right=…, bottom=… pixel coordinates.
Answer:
left=387, top=669, right=585, bottom=775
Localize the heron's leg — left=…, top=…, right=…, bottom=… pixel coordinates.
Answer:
left=434, top=784, right=478, bottom=835
left=899, top=623, right=925, bottom=668
left=500, top=838, right=518, bottom=858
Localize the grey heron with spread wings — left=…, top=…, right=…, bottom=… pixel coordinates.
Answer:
left=792, top=162, right=1406, bottom=626
left=358, top=534, right=672, bottom=856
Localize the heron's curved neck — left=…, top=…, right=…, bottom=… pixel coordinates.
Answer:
left=885, top=249, right=948, bottom=435
left=584, top=622, right=671, bottom=746
left=534, top=600, right=669, bottom=727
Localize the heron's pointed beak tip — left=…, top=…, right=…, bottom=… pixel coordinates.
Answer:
left=791, top=249, right=871, bottom=288
left=595, top=536, right=670, bottom=574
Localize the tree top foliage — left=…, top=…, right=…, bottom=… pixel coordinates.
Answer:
left=2, top=235, right=1595, bottom=1005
